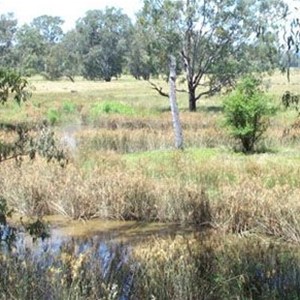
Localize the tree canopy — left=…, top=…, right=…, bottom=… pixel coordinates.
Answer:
left=76, top=8, right=132, bottom=81
left=0, top=3, right=295, bottom=109
left=137, top=0, right=288, bottom=111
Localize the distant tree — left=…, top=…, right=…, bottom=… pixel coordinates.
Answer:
left=138, top=0, right=288, bottom=111
left=281, top=1, right=300, bottom=81
left=76, top=8, right=132, bottom=81
left=14, top=24, right=46, bottom=75
left=58, top=30, right=83, bottom=81
left=0, top=13, right=18, bottom=68
left=127, top=20, right=159, bottom=80
left=27, top=15, right=65, bottom=79
left=31, top=15, right=64, bottom=44
left=42, top=44, right=66, bottom=80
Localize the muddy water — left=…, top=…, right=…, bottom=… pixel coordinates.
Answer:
left=46, top=215, right=193, bottom=243
left=13, top=215, right=194, bottom=256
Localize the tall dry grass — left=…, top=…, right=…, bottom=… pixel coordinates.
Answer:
left=1, top=74, right=300, bottom=241
left=132, top=234, right=300, bottom=299
left=1, top=145, right=300, bottom=244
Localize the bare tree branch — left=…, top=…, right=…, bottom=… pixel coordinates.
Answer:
left=148, top=80, right=169, bottom=97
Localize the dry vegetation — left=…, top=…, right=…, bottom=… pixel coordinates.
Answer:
left=1, top=71, right=300, bottom=298
left=1, top=72, right=300, bottom=237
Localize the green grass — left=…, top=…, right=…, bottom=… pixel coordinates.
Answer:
left=90, top=101, right=136, bottom=117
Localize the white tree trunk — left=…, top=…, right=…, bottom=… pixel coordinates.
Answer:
left=169, top=55, right=184, bottom=149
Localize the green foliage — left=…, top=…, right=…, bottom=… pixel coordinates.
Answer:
left=31, top=15, right=64, bottom=44
left=0, top=13, right=18, bottom=68
left=0, top=68, right=31, bottom=104
left=0, top=122, right=67, bottom=166
left=62, top=101, right=77, bottom=114
left=77, top=8, right=132, bottom=81
left=223, top=76, right=276, bottom=152
left=47, top=108, right=61, bottom=125
left=138, top=0, right=287, bottom=111
left=14, top=24, right=46, bottom=75
left=47, top=102, right=78, bottom=124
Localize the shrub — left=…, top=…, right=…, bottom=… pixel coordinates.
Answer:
left=62, top=101, right=77, bottom=114
left=223, top=76, right=276, bottom=152
left=47, top=108, right=61, bottom=125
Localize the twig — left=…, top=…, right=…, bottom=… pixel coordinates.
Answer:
left=148, top=81, right=169, bottom=98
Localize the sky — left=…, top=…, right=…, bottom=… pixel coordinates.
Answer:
left=0, top=0, right=298, bottom=32
left=0, top=0, right=143, bottom=31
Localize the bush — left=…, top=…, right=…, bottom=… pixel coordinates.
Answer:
left=47, top=108, right=61, bottom=125
left=223, top=76, right=276, bottom=153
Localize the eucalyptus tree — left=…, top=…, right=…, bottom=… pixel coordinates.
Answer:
left=0, top=13, right=18, bottom=68
left=138, top=0, right=288, bottom=111
left=15, top=24, right=46, bottom=75
left=76, top=8, right=132, bottom=82
left=29, top=15, right=65, bottom=79
left=31, top=15, right=64, bottom=44
left=127, top=24, right=152, bottom=80
left=281, top=0, right=300, bottom=80
left=57, top=29, right=83, bottom=81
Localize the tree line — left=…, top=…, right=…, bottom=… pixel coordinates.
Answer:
left=0, top=0, right=299, bottom=111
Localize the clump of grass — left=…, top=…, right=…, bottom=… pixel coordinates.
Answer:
left=47, top=108, right=61, bottom=125
left=78, top=128, right=173, bottom=154
left=132, top=235, right=300, bottom=299
left=62, top=101, right=77, bottom=114
left=46, top=102, right=79, bottom=125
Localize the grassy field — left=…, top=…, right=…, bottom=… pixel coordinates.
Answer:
left=1, top=71, right=300, bottom=298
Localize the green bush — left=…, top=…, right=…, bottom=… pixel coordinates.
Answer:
left=47, top=108, right=61, bottom=125
left=223, top=76, right=276, bottom=153
left=62, top=101, right=77, bottom=114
